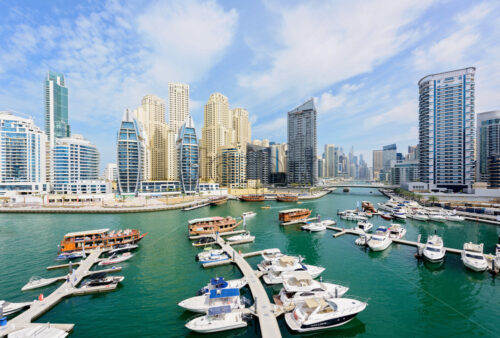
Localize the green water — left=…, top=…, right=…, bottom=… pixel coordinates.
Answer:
left=1, top=188, right=499, bottom=337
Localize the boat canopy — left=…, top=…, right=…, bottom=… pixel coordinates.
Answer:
left=279, top=256, right=296, bottom=264
left=64, top=228, right=109, bottom=238
left=210, top=277, right=228, bottom=288
left=208, top=305, right=232, bottom=316
left=209, top=288, right=240, bottom=299
left=188, top=217, right=225, bottom=225
left=284, top=271, right=312, bottom=281
left=304, top=298, right=327, bottom=309
left=375, top=227, right=387, bottom=232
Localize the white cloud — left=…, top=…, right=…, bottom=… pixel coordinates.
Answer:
left=253, top=116, right=287, bottom=139
left=315, top=82, right=364, bottom=115
left=363, top=100, right=417, bottom=129
left=238, top=0, right=434, bottom=99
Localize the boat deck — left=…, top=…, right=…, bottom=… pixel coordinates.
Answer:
left=281, top=217, right=317, bottom=226
left=189, top=230, right=246, bottom=240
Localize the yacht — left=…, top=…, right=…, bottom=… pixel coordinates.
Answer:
left=257, top=255, right=302, bottom=272
left=285, top=297, right=367, bottom=332
left=263, top=259, right=325, bottom=284
left=388, top=224, right=406, bottom=239
left=461, top=243, right=488, bottom=272
left=410, top=211, right=429, bottom=221
left=196, top=277, right=247, bottom=295
left=226, top=232, right=255, bottom=242
left=197, top=249, right=230, bottom=264
left=392, top=209, right=407, bottom=220
left=98, top=252, right=133, bottom=266
left=422, top=233, right=446, bottom=262
left=185, top=305, right=248, bottom=333
left=242, top=211, right=256, bottom=218
left=81, top=273, right=124, bottom=288
left=428, top=213, right=446, bottom=223
left=444, top=212, right=464, bottom=222
left=367, top=227, right=392, bottom=251
left=261, top=248, right=282, bottom=261
left=178, top=288, right=244, bottom=313
left=109, top=243, right=138, bottom=255
left=276, top=286, right=349, bottom=307
left=0, top=300, right=32, bottom=316
left=494, top=243, right=500, bottom=269
left=356, top=221, right=373, bottom=233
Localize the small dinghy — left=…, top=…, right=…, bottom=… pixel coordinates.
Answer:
left=0, top=300, right=32, bottom=316
left=196, top=277, right=247, bottom=295
left=56, top=251, right=85, bottom=261
left=227, top=232, right=255, bottom=242
left=355, top=234, right=369, bottom=246
left=185, top=305, right=248, bottom=333
left=109, top=243, right=138, bottom=255
left=178, top=288, right=244, bottom=313
left=98, top=252, right=133, bottom=266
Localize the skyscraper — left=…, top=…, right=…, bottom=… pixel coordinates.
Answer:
left=372, top=150, right=383, bottom=180
left=104, top=163, right=118, bottom=182
left=117, top=109, right=145, bottom=194
left=232, top=108, right=251, bottom=149
left=324, top=144, right=336, bottom=178
left=477, top=110, right=500, bottom=183
left=418, top=67, right=476, bottom=190
left=177, top=116, right=199, bottom=194
left=218, top=146, right=246, bottom=188
left=287, top=99, right=317, bottom=186
left=246, top=143, right=270, bottom=184
left=382, top=144, right=397, bottom=174
left=45, top=71, right=70, bottom=148
left=168, top=83, right=190, bottom=134
left=0, top=111, right=47, bottom=193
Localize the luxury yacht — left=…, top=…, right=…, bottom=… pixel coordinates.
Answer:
left=356, top=221, right=373, bottom=233
left=185, top=305, right=248, bottom=333
left=388, top=224, right=406, bottom=239
left=461, top=242, right=488, bottom=272
left=428, top=213, right=446, bottom=222
left=367, top=226, right=392, bottom=251
left=263, top=260, right=325, bottom=285
left=257, top=255, right=302, bottom=272
left=422, top=233, right=446, bottom=262
left=196, top=277, right=247, bottom=295
left=178, top=288, right=244, bottom=313
left=261, top=248, right=282, bottom=261
left=285, top=297, right=367, bottom=332
left=410, top=211, right=429, bottom=221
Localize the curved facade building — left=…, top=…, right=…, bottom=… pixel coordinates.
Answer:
left=177, top=117, right=199, bottom=193
left=418, top=67, right=475, bottom=190
left=117, top=109, right=145, bottom=194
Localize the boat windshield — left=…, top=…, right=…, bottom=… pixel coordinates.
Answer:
left=465, top=253, right=484, bottom=260
left=426, top=247, right=441, bottom=252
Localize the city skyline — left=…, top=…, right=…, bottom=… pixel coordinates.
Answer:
left=2, top=1, right=500, bottom=165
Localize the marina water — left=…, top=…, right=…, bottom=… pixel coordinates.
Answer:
left=0, top=188, right=498, bottom=337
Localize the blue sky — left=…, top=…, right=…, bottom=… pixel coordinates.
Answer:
left=1, top=0, right=500, bottom=169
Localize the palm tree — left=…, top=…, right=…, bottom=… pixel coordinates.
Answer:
left=428, top=195, right=439, bottom=206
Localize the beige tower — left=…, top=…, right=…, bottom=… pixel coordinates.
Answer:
left=200, top=93, right=234, bottom=181
left=168, top=83, right=190, bottom=134
left=232, top=108, right=251, bottom=150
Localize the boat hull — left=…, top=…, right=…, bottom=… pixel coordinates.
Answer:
left=186, top=318, right=247, bottom=333
left=285, top=312, right=358, bottom=332
left=368, top=239, right=392, bottom=251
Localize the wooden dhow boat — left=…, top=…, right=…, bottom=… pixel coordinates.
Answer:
left=276, top=194, right=299, bottom=202
left=239, top=194, right=265, bottom=202
left=59, top=228, right=147, bottom=253
left=209, top=195, right=228, bottom=206
left=279, top=209, right=312, bottom=223
left=188, top=216, right=241, bottom=236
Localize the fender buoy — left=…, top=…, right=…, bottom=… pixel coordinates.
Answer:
left=238, top=250, right=241, bottom=254
left=38, top=294, right=44, bottom=301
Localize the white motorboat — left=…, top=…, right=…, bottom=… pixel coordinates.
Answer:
left=356, top=221, right=373, bottom=233
left=21, top=276, right=60, bottom=291
left=98, top=252, right=133, bottom=266
left=461, top=242, right=488, bottom=272
left=355, top=234, right=369, bottom=246
left=444, top=213, right=464, bottom=222
left=301, top=222, right=314, bottom=231
left=56, top=251, right=86, bottom=261
left=81, top=274, right=124, bottom=288
left=422, top=234, right=446, bottom=262
left=367, top=227, right=392, bottom=251
left=410, top=211, right=429, bottom=221
left=226, top=232, right=255, bottom=242
left=8, top=325, right=69, bottom=338
left=109, top=243, right=138, bottom=255
left=178, top=288, right=244, bottom=313
left=196, top=277, right=247, bottom=295
left=185, top=305, right=247, bottom=333
left=392, top=210, right=407, bottom=220
left=494, top=243, right=500, bottom=270
left=261, top=248, right=282, bottom=261
left=285, top=297, right=367, bottom=332
left=282, top=271, right=346, bottom=294
left=242, top=211, right=256, bottom=218
left=263, top=264, right=325, bottom=285
left=257, top=255, right=302, bottom=272
left=276, top=285, right=349, bottom=307
left=0, top=300, right=32, bottom=316
left=303, top=221, right=328, bottom=232
left=197, top=249, right=230, bottom=264
left=388, top=224, right=406, bottom=239
left=428, top=213, right=446, bottom=222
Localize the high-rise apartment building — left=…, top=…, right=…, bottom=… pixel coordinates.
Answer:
left=0, top=111, right=48, bottom=193
left=477, top=110, right=500, bottom=183
left=270, top=143, right=287, bottom=173
left=407, top=145, right=418, bottom=160
left=382, top=144, right=397, bottom=174
left=372, top=150, right=383, bottom=180
left=218, top=146, right=246, bottom=188
left=168, top=83, right=190, bottom=134
left=177, top=116, right=199, bottom=194
left=232, top=108, right=251, bottom=149
left=45, top=71, right=70, bottom=148
left=324, top=144, right=336, bottom=178
left=52, top=135, right=101, bottom=193
left=287, top=99, right=317, bottom=186
left=246, top=143, right=270, bottom=184
left=104, top=163, right=118, bottom=181
left=117, top=109, right=145, bottom=194
left=418, top=67, right=476, bottom=190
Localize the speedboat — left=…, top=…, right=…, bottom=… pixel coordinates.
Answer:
left=56, top=251, right=85, bottom=261
left=0, top=300, right=32, bottom=316
left=196, top=277, right=247, bottom=295
left=242, top=211, right=256, bottom=218
left=422, top=234, right=445, bottom=262
left=388, top=224, right=406, bottom=239
left=380, top=213, right=393, bottom=220
left=356, top=221, right=373, bottom=233
left=8, top=325, right=69, bottom=338
left=355, top=234, right=369, bottom=246
left=263, top=262, right=325, bottom=285
left=261, top=248, right=282, bottom=261
left=192, top=236, right=215, bottom=247
left=226, top=232, right=255, bottom=242
left=21, top=276, right=59, bottom=291
left=367, top=226, right=392, bottom=251
left=285, top=297, right=367, bottom=332
left=197, top=249, right=230, bottom=264
left=461, top=242, right=488, bottom=272
left=81, top=273, right=124, bottom=288
left=392, top=210, right=407, bottom=220
left=444, top=213, right=464, bottom=222
left=303, top=221, right=327, bottom=232
left=276, top=285, right=349, bottom=306
left=109, top=243, right=138, bottom=255
left=98, top=252, right=133, bottom=266
left=178, top=288, right=244, bottom=313
left=411, top=211, right=429, bottom=221
left=428, top=213, right=446, bottom=223
left=185, top=305, right=248, bottom=333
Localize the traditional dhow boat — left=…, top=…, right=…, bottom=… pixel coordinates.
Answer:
left=209, top=195, right=228, bottom=206
left=276, top=194, right=299, bottom=202
left=239, top=194, right=265, bottom=202
left=188, top=216, right=241, bottom=236
left=59, top=228, right=147, bottom=253
left=279, top=208, right=312, bottom=223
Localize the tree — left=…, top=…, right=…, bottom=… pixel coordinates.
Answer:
left=428, top=195, right=439, bottom=205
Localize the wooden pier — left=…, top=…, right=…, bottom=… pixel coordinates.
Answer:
left=1, top=250, right=123, bottom=337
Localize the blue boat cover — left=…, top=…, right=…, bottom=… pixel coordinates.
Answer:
left=209, top=288, right=239, bottom=299
left=210, top=277, right=228, bottom=288
left=208, top=305, right=232, bottom=315
left=376, top=227, right=387, bottom=232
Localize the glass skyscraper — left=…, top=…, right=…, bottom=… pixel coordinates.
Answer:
left=117, top=109, right=145, bottom=194
left=45, top=71, right=70, bottom=147
left=0, top=111, right=47, bottom=192
left=477, top=110, right=500, bottom=183
left=287, top=99, right=317, bottom=186
left=418, top=67, right=475, bottom=190
left=176, top=116, right=199, bottom=194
